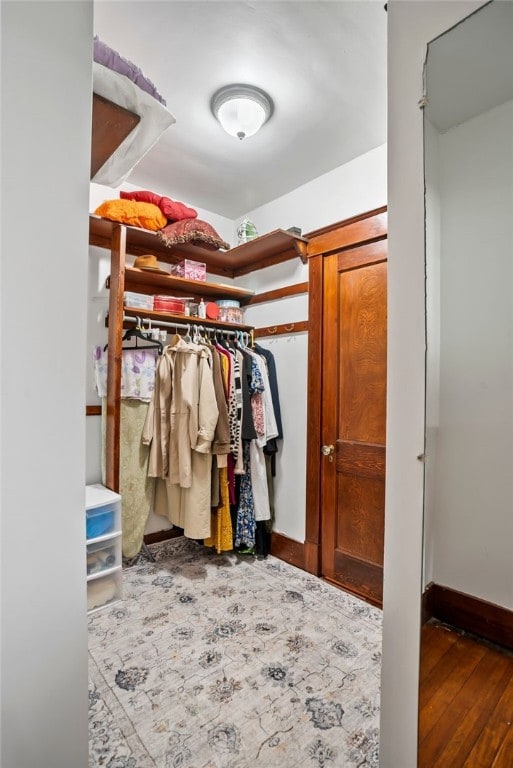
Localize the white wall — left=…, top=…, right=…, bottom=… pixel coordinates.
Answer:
left=431, top=99, right=513, bottom=607
left=239, top=144, right=387, bottom=541
left=381, top=3, right=483, bottom=766
left=423, top=117, right=441, bottom=588
left=239, top=142, right=387, bottom=241
left=1, top=3, right=93, bottom=767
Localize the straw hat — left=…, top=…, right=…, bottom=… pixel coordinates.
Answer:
left=133, top=254, right=169, bottom=274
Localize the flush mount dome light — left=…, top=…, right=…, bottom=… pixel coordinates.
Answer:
left=211, top=84, right=273, bottom=140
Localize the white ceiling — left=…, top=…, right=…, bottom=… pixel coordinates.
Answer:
left=93, top=1, right=387, bottom=219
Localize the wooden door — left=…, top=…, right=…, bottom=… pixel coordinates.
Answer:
left=306, top=208, right=387, bottom=606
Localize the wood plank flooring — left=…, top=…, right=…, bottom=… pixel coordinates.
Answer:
left=419, top=621, right=513, bottom=767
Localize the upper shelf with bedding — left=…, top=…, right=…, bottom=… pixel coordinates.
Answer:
left=89, top=215, right=309, bottom=279
left=90, top=37, right=175, bottom=187
left=88, top=39, right=309, bottom=277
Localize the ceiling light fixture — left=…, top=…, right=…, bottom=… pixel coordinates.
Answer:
left=211, top=84, right=274, bottom=140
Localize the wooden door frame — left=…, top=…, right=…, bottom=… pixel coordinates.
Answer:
left=304, top=205, right=388, bottom=576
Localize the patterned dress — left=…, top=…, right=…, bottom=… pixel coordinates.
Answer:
left=234, top=441, right=256, bottom=549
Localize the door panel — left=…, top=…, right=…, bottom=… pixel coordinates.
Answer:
left=336, top=440, right=386, bottom=478
left=337, top=473, right=385, bottom=565
left=339, top=261, right=387, bottom=443
left=332, top=550, right=384, bottom=604
left=320, top=236, right=387, bottom=606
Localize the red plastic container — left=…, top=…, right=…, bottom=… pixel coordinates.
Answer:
left=153, top=295, right=186, bottom=313
left=206, top=302, right=219, bottom=320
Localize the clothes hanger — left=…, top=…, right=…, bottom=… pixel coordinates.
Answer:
left=216, top=330, right=229, bottom=349
left=235, top=329, right=246, bottom=349
left=192, top=324, right=203, bottom=344
left=123, top=316, right=164, bottom=351
left=228, top=330, right=239, bottom=350
left=166, top=322, right=181, bottom=348
left=104, top=316, right=164, bottom=354
left=122, top=329, right=163, bottom=354
left=201, top=325, right=214, bottom=346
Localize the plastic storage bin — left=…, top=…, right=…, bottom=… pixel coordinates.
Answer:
left=124, top=291, right=154, bottom=310
left=86, top=484, right=122, bottom=613
left=86, top=539, right=118, bottom=576
left=216, top=299, right=245, bottom=324
left=87, top=571, right=121, bottom=612
left=86, top=504, right=115, bottom=539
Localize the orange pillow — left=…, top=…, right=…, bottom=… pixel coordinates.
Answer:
left=120, top=190, right=197, bottom=222
left=94, top=199, right=166, bottom=231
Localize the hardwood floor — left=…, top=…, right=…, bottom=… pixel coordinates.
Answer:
left=419, top=621, right=513, bottom=767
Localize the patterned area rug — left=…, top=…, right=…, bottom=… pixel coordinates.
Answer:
left=88, top=538, right=381, bottom=767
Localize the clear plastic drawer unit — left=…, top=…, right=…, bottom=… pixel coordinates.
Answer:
left=85, top=484, right=122, bottom=613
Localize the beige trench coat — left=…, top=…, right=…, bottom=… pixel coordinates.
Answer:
left=143, top=339, right=219, bottom=539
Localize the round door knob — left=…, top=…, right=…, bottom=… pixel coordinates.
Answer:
left=321, top=444, right=334, bottom=456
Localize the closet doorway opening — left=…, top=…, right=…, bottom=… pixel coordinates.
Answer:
left=305, top=207, right=388, bottom=607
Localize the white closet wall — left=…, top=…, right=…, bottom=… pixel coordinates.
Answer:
left=432, top=98, right=513, bottom=607
left=381, top=3, right=484, bottom=766
left=1, top=2, right=93, bottom=766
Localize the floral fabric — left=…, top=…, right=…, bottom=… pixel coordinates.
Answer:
left=93, top=345, right=157, bottom=402
left=234, top=441, right=256, bottom=548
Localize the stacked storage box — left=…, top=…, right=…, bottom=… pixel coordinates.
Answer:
left=86, top=484, right=122, bottom=613
left=124, top=291, right=154, bottom=310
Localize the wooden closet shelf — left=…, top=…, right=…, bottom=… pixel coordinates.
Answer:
left=114, top=267, right=254, bottom=305
left=90, top=215, right=308, bottom=279
left=90, top=212, right=307, bottom=494
left=108, top=308, right=254, bottom=334
left=226, top=229, right=309, bottom=276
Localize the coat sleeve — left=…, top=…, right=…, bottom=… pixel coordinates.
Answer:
left=193, top=351, right=219, bottom=454
left=142, top=352, right=172, bottom=477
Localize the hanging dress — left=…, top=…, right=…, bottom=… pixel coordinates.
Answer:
left=94, top=345, right=156, bottom=559
left=205, top=347, right=233, bottom=553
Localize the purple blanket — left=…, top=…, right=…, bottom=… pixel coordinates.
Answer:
left=93, top=36, right=166, bottom=106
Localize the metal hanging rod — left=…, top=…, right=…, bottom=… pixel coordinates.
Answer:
left=122, top=313, right=251, bottom=342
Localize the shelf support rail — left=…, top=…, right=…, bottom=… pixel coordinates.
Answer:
left=254, top=320, right=309, bottom=338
